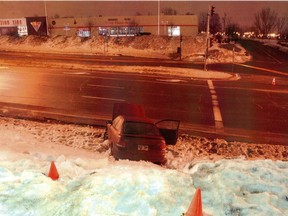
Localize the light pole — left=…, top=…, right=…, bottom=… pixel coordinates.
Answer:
left=204, top=5, right=215, bottom=71
left=44, top=0, right=49, bottom=36
left=157, top=0, right=160, bottom=35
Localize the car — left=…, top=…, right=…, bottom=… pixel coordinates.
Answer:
left=105, top=103, right=180, bottom=164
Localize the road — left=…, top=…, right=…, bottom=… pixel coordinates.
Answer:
left=0, top=39, right=287, bottom=144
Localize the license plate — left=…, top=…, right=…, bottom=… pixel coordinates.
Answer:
left=138, top=145, right=149, bottom=151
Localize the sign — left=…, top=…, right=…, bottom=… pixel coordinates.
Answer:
left=0, top=18, right=26, bottom=27
left=26, top=17, right=47, bottom=36
left=30, top=21, right=42, bottom=32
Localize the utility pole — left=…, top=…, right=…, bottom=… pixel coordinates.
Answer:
left=204, top=5, right=215, bottom=71
left=44, top=0, right=49, bottom=36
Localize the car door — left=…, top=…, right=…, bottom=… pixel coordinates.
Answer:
left=155, top=120, right=180, bottom=145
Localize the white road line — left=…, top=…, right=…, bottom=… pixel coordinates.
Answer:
left=87, top=84, right=124, bottom=89
left=257, top=47, right=282, bottom=64
left=82, top=95, right=125, bottom=102
left=236, top=63, right=288, bottom=76
left=207, top=80, right=224, bottom=129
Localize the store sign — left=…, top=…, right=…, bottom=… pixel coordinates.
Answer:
left=0, top=18, right=26, bottom=27
left=30, top=21, right=42, bottom=32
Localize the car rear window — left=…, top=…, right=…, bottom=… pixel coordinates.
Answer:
left=123, top=122, right=160, bottom=136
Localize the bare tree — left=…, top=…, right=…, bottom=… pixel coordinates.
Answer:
left=222, top=13, right=232, bottom=33
left=277, top=17, right=288, bottom=35
left=198, top=11, right=222, bottom=34
left=210, top=13, right=222, bottom=34
left=254, top=7, right=278, bottom=36
left=198, top=12, right=207, bottom=33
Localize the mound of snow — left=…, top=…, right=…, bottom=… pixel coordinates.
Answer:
left=0, top=35, right=251, bottom=63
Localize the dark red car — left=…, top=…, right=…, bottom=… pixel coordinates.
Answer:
left=105, top=103, right=180, bottom=164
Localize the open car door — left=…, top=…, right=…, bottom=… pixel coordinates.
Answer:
left=156, top=120, right=180, bottom=145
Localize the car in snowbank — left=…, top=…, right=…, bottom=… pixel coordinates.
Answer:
left=105, top=103, right=180, bottom=164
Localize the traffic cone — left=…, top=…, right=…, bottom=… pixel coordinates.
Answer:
left=48, top=161, right=59, bottom=180
left=186, top=188, right=203, bottom=216
left=272, top=77, right=276, bottom=85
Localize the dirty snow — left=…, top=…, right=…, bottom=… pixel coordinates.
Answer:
left=0, top=117, right=287, bottom=216
left=0, top=35, right=287, bottom=215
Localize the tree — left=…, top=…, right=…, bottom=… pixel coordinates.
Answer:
left=222, top=13, right=232, bottom=32
left=226, top=23, right=241, bottom=40
left=210, top=13, right=222, bottom=34
left=254, top=7, right=278, bottom=36
left=198, top=12, right=207, bottom=33
left=277, top=17, right=288, bottom=37
left=198, top=11, right=222, bottom=34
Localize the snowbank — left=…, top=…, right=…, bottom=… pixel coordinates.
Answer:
left=246, top=38, right=288, bottom=54
left=0, top=117, right=287, bottom=216
left=0, top=35, right=251, bottom=63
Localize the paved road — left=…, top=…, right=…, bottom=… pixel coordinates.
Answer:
left=0, top=39, right=287, bottom=144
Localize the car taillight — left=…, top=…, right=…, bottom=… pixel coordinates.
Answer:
left=161, top=139, right=167, bottom=150
left=117, top=137, right=128, bottom=148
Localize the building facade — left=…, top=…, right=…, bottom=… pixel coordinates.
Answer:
left=0, top=17, right=47, bottom=36
left=0, top=14, right=198, bottom=37
left=49, top=14, right=198, bottom=37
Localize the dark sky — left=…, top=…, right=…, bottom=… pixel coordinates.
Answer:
left=0, top=1, right=287, bottom=28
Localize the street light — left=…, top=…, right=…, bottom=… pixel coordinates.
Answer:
left=158, top=0, right=160, bottom=35
left=44, top=0, right=49, bottom=36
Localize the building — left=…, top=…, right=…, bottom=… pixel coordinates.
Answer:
left=0, top=14, right=198, bottom=37
left=0, top=18, right=27, bottom=36
left=49, top=14, right=198, bottom=37
left=0, top=17, right=47, bottom=36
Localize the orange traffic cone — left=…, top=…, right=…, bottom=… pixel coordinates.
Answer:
left=186, top=188, right=203, bottom=216
left=48, top=161, right=59, bottom=180
left=272, top=77, right=276, bottom=85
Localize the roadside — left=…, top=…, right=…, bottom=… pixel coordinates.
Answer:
left=0, top=35, right=249, bottom=81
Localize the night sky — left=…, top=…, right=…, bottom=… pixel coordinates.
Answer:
left=0, top=1, right=287, bottom=28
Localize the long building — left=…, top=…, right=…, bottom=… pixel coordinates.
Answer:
left=50, top=14, right=198, bottom=37
left=0, top=14, right=198, bottom=37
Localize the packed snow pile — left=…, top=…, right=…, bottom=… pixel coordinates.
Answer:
left=250, top=38, right=288, bottom=54
left=0, top=35, right=251, bottom=63
left=0, top=117, right=288, bottom=216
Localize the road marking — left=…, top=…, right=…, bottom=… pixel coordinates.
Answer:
left=236, top=63, right=288, bottom=76
left=82, top=95, right=125, bottom=102
left=63, top=72, right=91, bottom=75
left=218, top=85, right=288, bottom=94
left=257, top=46, right=282, bottom=64
left=87, top=84, right=124, bottom=89
left=207, top=80, right=224, bottom=130
left=156, top=79, right=187, bottom=83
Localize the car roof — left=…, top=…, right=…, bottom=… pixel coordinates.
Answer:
left=119, top=115, right=155, bottom=124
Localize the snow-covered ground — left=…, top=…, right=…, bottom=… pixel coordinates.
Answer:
left=0, top=35, right=288, bottom=215
left=0, top=35, right=251, bottom=64
left=250, top=38, right=288, bottom=54
left=0, top=117, right=287, bottom=216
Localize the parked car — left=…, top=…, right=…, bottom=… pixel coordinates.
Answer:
left=105, top=103, right=180, bottom=164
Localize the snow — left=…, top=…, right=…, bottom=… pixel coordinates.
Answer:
left=0, top=35, right=251, bottom=65
left=0, top=117, right=287, bottom=216
left=249, top=38, right=288, bottom=54
left=0, top=35, right=288, bottom=215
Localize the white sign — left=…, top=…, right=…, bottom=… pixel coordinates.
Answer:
left=0, top=18, right=27, bottom=27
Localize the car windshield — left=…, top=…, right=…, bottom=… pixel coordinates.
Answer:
left=123, top=122, right=160, bottom=136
